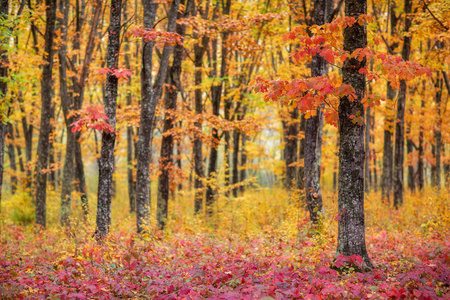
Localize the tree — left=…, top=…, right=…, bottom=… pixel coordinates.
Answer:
left=35, top=0, right=58, bottom=228
left=157, top=0, right=190, bottom=230
left=96, top=0, right=122, bottom=239
left=393, top=0, right=412, bottom=208
left=336, top=0, right=372, bottom=267
left=136, top=0, right=181, bottom=234
left=0, top=0, right=9, bottom=210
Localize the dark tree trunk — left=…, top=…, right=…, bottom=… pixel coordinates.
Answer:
left=371, top=110, right=377, bottom=192
left=433, top=75, right=442, bottom=191
left=0, top=0, right=9, bottom=208
left=6, top=124, right=18, bottom=194
left=285, top=108, right=298, bottom=189
left=123, top=1, right=135, bottom=213
left=205, top=0, right=231, bottom=215
left=136, top=0, right=158, bottom=233
left=58, top=0, right=73, bottom=225
left=364, top=107, right=370, bottom=194
left=15, top=126, right=25, bottom=173
left=304, top=0, right=330, bottom=224
left=232, top=129, right=240, bottom=197
left=297, top=114, right=305, bottom=190
left=136, top=0, right=180, bottom=233
left=35, top=0, right=57, bottom=228
left=418, top=97, right=425, bottom=190
left=193, top=33, right=207, bottom=213
left=382, top=85, right=395, bottom=202
left=96, top=0, right=122, bottom=239
left=239, top=134, right=247, bottom=194
left=157, top=1, right=187, bottom=230
left=337, top=0, right=372, bottom=268
left=393, top=0, right=412, bottom=208
left=406, top=119, right=415, bottom=192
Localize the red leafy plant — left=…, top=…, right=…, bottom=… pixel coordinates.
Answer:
left=70, top=104, right=114, bottom=134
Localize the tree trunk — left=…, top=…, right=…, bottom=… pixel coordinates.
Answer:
left=123, top=1, right=135, bottom=213
left=364, top=107, right=370, bottom=194
left=304, top=0, right=330, bottom=224
left=371, top=110, right=377, bottom=192
left=433, top=74, right=442, bottom=191
left=382, top=85, right=395, bottom=202
left=297, top=114, right=305, bottom=190
left=136, top=0, right=180, bottom=233
left=0, top=0, right=9, bottom=209
left=393, top=0, right=412, bottom=208
left=157, top=1, right=188, bottom=229
left=232, top=129, right=240, bottom=197
left=337, top=0, right=372, bottom=268
left=35, top=0, right=57, bottom=228
left=205, top=0, right=231, bottom=215
left=406, top=119, right=415, bottom=192
left=285, top=108, right=298, bottom=189
left=239, top=133, right=247, bottom=194
left=193, top=35, right=207, bottom=213
left=418, top=97, right=425, bottom=190
left=15, top=125, right=25, bottom=173
left=96, top=0, right=122, bottom=239
left=6, top=124, right=17, bottom=194
left=58, top=0, right=73, bottom=225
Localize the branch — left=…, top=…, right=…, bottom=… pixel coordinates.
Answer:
left=327, top=0, right=344, bottom=23
left=420, top=0, right=449, bottom=31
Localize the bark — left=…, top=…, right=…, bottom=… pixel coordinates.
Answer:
left=136, top=0, right=180, bottom=233
left=123, top=2, right=135, bottom=213
left=382, top=85, right=395, bottom=202
left=15, top=126, right=24, bottom=173
left=232, top=129, right=240, bottom=197
left=157, top=0, right=188, bottom=230
left=205, top=0, right=231, bottom=215
left=433, top=75, right=442, bottom=190
left=406, top=119, right=415, bottom=192
left=337, top=0, right=372, bottom=268
left=193, top=32, right=207, bottom=213
left=285, top=108, right=298, bottom=189
left=297, top=114, right=305, bottom=190
left=96, top=0, right=122, bottom=239
left=304, top=0, right=329, bottom=224
left=6, top=124, right=17, bottom=194
left=371, top=110, right=377, bottom=192
left=418, top=100, right=425, bottom=191
left=364, top=107, right=370, bottom=194
left=239, top=134, right=247, bottom=194
left=0, top=0, right=8, bottom=209
left=393, top=0, right=412, bottom=208
left=35, top=0, right=57, bottom=228
left=58, top=0, right=73, bottom=225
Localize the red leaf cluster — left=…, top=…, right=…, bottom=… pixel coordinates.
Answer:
left=70, top=104, right=114, bottom=134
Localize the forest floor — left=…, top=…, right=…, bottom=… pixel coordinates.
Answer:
left=0, top=187, right=449, bottom=299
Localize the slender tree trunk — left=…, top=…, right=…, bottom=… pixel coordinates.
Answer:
left=433, top=74, right=442, bottom=191
left=35, top=0, right=57, bottom=228
left=96, top=0, right=122, bottom=239
left=193, top=35, right=207, bottom=213
left=15, top=126, right=24, bottom=173
left=123, top=1, right=135, bottom=213
left=406, top=118, right=415, bottom=192
left=371, top=110, right=377, bottom=192
left=157, top=1, right=188, bottom=229
left=285, top=108, right=298, bottom=189
left=304, top=0, right=330, bottom=224
left=364, top=107, right=370, bottom=194
left=418, top=97, right=425, bottom=190
left=0, top=0, right=9, bottom=209
left=297, top=114, right=305, bottom=190
left=382, top=86, right=395, bottom=202
left=58, top=0, right=73, bottom=225
left=393, top=0, right=412, bottom=208
left=337, top=0, right=372, bottom=268
left=6, top=124, right=17, bottom=194
left=232, top=129, right=240, bottom=197
left=136, top=0, right=180, bottom=233
left=239, top=133, right=247, bottom=194
left=205, top=0, right=231, bottom=215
